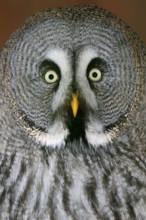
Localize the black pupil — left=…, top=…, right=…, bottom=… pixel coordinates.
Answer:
left=48, top=73, right=54, bottom=80
left=92, top=72, right=98, bottom=78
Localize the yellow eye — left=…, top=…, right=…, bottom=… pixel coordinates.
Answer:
left=44, top=70, right=59, bottom=83
left=88, top=68, right=102, bottom=82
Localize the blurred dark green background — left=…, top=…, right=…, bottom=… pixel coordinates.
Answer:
left=0, top=0, right=146, bottom=48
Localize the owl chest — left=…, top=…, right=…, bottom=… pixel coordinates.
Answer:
left=0, top=151, right=146, bottom=219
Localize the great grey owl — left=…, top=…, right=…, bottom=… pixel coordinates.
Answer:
left=0, top=5, right=146, bottom=220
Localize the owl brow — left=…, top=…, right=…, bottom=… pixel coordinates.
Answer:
left=39, top=60, right=61, bottom=76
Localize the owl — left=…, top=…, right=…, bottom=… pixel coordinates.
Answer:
left=0, top=5, right=146, bottom=220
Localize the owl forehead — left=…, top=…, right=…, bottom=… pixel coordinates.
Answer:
left=8, top=16, right=136, bottom=86
left=13, top=16, right=127, bottom=56
left=8, top=10, right=136, bottom=83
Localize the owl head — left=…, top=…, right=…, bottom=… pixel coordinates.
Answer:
left=2, top=6, right=145, bottom=152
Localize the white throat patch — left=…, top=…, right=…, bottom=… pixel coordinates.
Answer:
left=30, top=119, right=113, bottom=149
left=86, top=130, right=113, bottom=147
left=30, top=121, right=68, bottom=149
left=85, top=120, right=113, bottom=147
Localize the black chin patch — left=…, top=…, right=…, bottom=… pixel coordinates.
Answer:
left=66, top=105, right=87, bottom=142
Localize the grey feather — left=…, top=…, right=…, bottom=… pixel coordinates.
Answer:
left=0, top=6, right=146, bottom=220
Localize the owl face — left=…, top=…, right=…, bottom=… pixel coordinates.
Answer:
left=7, top=7, right=138, bottom=150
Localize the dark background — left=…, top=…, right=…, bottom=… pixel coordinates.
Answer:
left=0, top=0, right=146, bottom=48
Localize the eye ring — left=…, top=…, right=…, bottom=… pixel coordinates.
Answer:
left=88, top=68, right=102, bottom=82
left=44, top=70, right=59, bottom=83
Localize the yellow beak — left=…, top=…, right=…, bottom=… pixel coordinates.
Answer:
left=70, top=93, right=79, bottom=117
